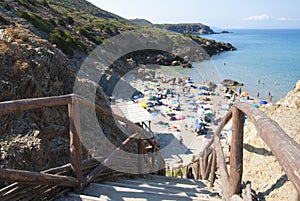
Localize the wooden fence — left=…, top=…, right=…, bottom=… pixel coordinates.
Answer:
left=0, top=94, right=165, bottom=199
left=171, top=102, right=300, bottom=200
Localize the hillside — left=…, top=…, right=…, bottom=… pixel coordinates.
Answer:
left=0, top=0, right=236, bottom=182
left=155, top=23, right=215, bottom=34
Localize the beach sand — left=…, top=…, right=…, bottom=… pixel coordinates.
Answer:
left=112, top=69, right=234, bottom=170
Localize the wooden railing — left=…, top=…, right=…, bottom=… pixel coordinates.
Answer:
left=0, top=94, right=165, bottom=198
left=171, top=102, right=300, bottom=200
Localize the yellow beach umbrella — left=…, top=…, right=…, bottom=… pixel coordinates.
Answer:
left=139, top=102, right=148, bottom=109
left=241, top=91, right=249, bottom=97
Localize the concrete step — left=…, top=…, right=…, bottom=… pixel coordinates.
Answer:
left=83, top=182, right=218, bottom=201
left=56, top=175, right=221, bottom=201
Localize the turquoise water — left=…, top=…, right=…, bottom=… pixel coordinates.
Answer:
left=197, top=29, right=300, bottom=101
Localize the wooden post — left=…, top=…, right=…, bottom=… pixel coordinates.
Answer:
left=204, top=151, right=213, bottom=180
left=228, top=107, right=244, bottom=198
left=180, top=168, right=183, bottom=178
left=203, top=149, right=209, bottom=177
left=196, top=160, right=200, bottom=180
left=68, top=100, right=83, bottom=193
left=186, top=166, right=189, bottom=178
left=199, top=157, right=204, bottom=180
left=209, top=148, right=217, bottom=187
left=137, top=139, right=144, bottom=176
left=151, top=145, right=155, bottom=174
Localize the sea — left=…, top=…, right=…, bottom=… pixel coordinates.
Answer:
left=197, top=29, right=300, bottom=102
left=159, top=29, right=300, bottom=102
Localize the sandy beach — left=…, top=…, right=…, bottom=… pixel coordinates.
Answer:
left=111, top=67, right=241, bottom=169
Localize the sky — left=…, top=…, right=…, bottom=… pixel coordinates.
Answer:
left=87, top=0, right=300, bottom=29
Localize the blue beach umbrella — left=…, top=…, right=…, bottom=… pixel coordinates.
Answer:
left=252, top=103, right=260, bottom=108
left=187, top=100, right=196, bottom=105
left=259, top=100, right=268, bottom=105
left=133, top=95, right=141, bottom=99
left=198, top=86, right=208, bottom=90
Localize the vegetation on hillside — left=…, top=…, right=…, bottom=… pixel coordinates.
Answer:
left=0, top=0, right=135, bottom=56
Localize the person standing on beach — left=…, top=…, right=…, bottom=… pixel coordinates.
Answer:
left=179, top=136, right=183, bottom=144
left=257, top=92, right=260, bottom=98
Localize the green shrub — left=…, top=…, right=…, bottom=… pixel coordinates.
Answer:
left=17, top=11, right=54, bottom=33
left=66, top=16, right=74, bottom=25
left=0, top=15, right=9, bottom=25
left=48, top=28, right=83, bottom=56
left=56, top=18, right=66, bottom=26
left=37, top=0, right=48, bottom=7
left=18, top=0, right=35, bottom=9
left=1, top=2, right=11, bottom=10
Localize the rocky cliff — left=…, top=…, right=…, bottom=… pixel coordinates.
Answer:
left=0, top=26, right=129, bottom=179
left=242, top=80, right=300, bottom=200
left=155, top=23, right=215, bottom=34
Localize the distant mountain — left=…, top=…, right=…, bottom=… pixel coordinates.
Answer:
left=155, top=23, right=215, bottom=34
left=129, top=19, right=217, bottom=35
left=130, top=18, right=153, bottom=26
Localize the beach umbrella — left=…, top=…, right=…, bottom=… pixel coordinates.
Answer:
left=259, top=100, right=268, bottom=105
left=198, top=86, right=208, bottom=90
left=241, top=91, right=249, bottom=97
left=252, top=103, right=260, bottom=108
left=147, top=102, right=154, bottom=108
left=176, top=115, right=185, bottom=120
left=133, top=95, right=141, bottom=99
left=187, top=100, right=196, bottom=105
left=187, top=93, right=195, bottom=98
left=198, top=92, right=206, bottom=96
left=149, top=96, right=156, bottom=101
left=139, top=102, right=148, bottom=109
left=205, top=110, right=213, bottom=115
left=240, top=97, right=248, bottom=102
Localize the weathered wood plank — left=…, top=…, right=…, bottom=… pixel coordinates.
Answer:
left=85, top=133, right=138, bottom=185
left=68, top=100, right=83, bottom=193
left=0, top=169, right=78, bottom=187
left=209, top=148, right=217, bottom=187
left=229, top=107, right=244, bottom=198
left=214, top=132, right=229, bottom=200
left=137, top=139, right=144, bottom=176
left=0, top=94, right=72, bottom=115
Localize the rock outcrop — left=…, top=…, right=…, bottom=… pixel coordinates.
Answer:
left=0, top=26, right=128, bottom=179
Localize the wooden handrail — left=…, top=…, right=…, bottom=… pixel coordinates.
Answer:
left=203, top=101, right=300, bottom=200
left=168, top=101, right=300, bottom=200
left=234, top=102, right=300, bottom=194
left=0, top=168, right=78, bottom=187
left=0, top=94, right=165, bottom=194
left=0, top=94, right=72, bottom=115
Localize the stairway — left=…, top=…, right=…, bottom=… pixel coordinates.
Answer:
left=57, top=175, right=221, bottom=201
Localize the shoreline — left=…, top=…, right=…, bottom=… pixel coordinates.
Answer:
left=111, top=68, right=270, bottom=168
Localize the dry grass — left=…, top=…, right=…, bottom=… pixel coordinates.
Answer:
left=13, top=60, right=29, bottom=72
left=6, top=26, right=29, bottom=42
